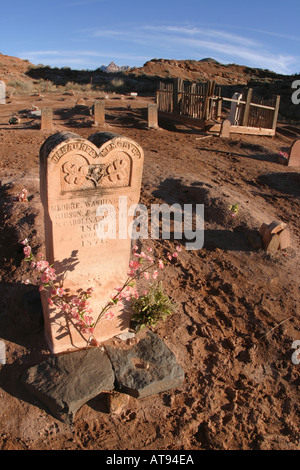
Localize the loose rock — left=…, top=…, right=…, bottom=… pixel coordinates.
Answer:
left=22, top=348, right=115, bottom=423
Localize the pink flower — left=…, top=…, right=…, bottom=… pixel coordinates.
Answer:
left=129, top=260, right=141, bottom=270
left=56, top=288, right=65, bottom=297
left=24, top=279, right=30, bottom=285
left=131, top=290, right=139, bottom=299
left=143, top=290, right=148, bottom=296
left=23, top=245, right=31, bottom=257
left=81, top=326, right=94, bottom=335
left=106, top=310, right=114, bottom=320
left=132, top=245, right=139, bottom=252
left=167, top=252, right=172, bottom=261
left=21, top=238, right=28, bottom=245
left=152, top=270, right=158, bottom=280
left=62, top=303, right=70, bottom=312
left=147, top=247, right=153, bottom=252
left=17, top=189, right=28, bottom=202
left=144, top=272, right=150, bottom=280
left=40, top=272, right=49, bottom=283
left=82, top=315, right=94, bottom=326
left=172, top=252, right=178, bottom=258
left=71, top=296, right=80, bottom=306
left=158, top=259, right=164, bottom=269
left=176, top=245, right=182, bottom=252
left=36, top=260, right=49, bottom=271
left=70, top=308, right=80, bottom=319
left=47, top=298, right=54, bottom=307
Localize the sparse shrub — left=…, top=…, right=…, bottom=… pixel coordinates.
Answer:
left=111, top=77, right=125, bottom=88
left=7, top=80, right=34, bottom=95
left=131, top=282, right=176, bottom=331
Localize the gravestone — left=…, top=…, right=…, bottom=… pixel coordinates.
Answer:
left=147, top=103, right=158, bottom=129
left=228, top=92, right=243, bottom=125
left=39, top=131, right=144, bottom=353
left=287, top=139, right=300, bottom=167
left=75, top=98, right=85, bottom=107
left=41, top=107, right=53, bottom=130
left=0, top=340, right=6, bottom=365
left=0, top=81, right=6, bottom=105
left=220, top=119, right=231, bottom=138
left=93, top=99, right=105, bottom=126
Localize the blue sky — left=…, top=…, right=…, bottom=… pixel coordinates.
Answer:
left=0, top=0, right=299, bottom=74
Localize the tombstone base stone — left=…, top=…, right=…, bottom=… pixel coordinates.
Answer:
left=22, top=348, right=115, bottom=423
left=105, top=331, right=185, bottom=398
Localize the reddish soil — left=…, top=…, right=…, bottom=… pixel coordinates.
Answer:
left=0, top=89, right=299, bottom=451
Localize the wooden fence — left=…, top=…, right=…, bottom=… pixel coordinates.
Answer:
left=157, top=78, right=221, bottom=122
left=156, top=78, right=280, bottom=135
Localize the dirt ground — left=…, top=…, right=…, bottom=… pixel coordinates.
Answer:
left=0, top=91, right=299, bottom=451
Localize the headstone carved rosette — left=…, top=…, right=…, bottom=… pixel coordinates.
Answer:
left=39, top=131, right=144, bottom=353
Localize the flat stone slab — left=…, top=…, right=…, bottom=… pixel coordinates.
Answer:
left=105, top=331, right=185, bottom=398
left=22, top=348, right=115, bottom=423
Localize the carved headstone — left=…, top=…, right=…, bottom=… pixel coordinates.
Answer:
left=287, top=139, right=300, bottom=167
left=39, top=131, right=144, bottom=353
left=0, top=81, right=6, bottom=105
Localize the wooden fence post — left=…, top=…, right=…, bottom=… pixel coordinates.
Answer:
left=216, top=98, right=222, bottom=121
left=173, top=78, right=183, bottom=115
left=242, top=88, right=253, bottom=127
left=272, top=95, right=281, bottom=130
left=155, top=90, right=159, bottom=106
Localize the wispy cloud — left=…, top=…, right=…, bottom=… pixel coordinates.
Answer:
left=145, top=25, right=260, bottom=48
left=230, top=25, right=300, bottom=43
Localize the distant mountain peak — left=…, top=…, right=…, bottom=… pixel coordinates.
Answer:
left=100, top=61, right=131, bottom=73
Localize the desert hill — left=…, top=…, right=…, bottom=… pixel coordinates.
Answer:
left=126, top=57, right=283, bottom=85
